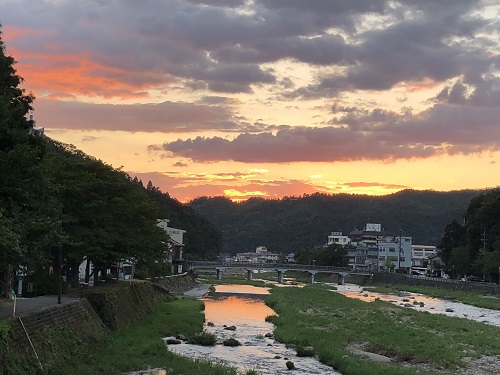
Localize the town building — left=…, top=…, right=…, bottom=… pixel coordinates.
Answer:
left=411, top=245, right=437, bottom=274
left=157, top=219, right=186, bottom=274
left=326, top=231, right=351, bottom=247
left=234, top=246, right=279, bottom=263
left=347, top=223, right=412, bottom=272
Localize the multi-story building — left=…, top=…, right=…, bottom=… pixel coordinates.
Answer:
left=411, top=245, right=437, bottom=274
left=347, top=223, right=412, bottom=272
left=157, top=219, right=186, bottom=274
left=346, top=246, right=379, bottom=270
left=378, top=236, right=412, bottom=271
left=326, top=231, right=351, bottom=247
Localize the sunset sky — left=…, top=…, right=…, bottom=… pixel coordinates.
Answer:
left=2, top=0, right=500, bottom=202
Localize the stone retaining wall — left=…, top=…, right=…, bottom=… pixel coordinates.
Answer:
left=1, top=275, right=198, bottom=373
left=85, top=281, right=163, bottom=330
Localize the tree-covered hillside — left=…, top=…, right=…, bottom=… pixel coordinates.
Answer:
left=144, top=182, right=223, bottom=260
left=189, top=190, right=486, bottom=254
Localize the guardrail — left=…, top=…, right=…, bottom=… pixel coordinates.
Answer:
left=189, top=261, right=357, bottom=273
left=405, top=273, right=497, bottom=287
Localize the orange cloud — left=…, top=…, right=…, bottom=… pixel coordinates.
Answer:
left=7, top=48, right=172, bottom=99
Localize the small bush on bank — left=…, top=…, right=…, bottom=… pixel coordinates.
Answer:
left=188, top=331, right=217, bottom=346
left=222, top=337, right=241, bottom=346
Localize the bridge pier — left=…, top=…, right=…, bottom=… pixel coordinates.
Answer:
left=277, top=270, right=285, bottom=284
left=246, top=269, right=253, bottom=281
left=216, top=268, right=222, bottom=280
left=338, top=272, right=348, bottom=285
left=308, top=271, right=318, bottom=284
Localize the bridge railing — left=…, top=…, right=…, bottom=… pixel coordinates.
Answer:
left=189, top=261, right=352, bottom=272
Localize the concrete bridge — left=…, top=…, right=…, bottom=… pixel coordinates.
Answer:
left=188, top=261, right=373, bottom=284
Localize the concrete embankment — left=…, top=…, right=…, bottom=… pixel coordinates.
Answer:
left=0, top=274, right=198, bottom=374
left=369, top=272, right=499, bottom=294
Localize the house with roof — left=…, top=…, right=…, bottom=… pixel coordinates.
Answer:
left=157, top=219, right=186, bottom=274
left=326, top=231, right=351, bottom=247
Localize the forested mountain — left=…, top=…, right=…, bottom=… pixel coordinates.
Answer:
left=189, top=190, right=487, bottom=255
left=143, top=182, right=222, bottom=260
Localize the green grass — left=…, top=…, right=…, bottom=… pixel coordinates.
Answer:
left=265, top=284, right=500, bottom=375
left=45, top=297, right=254, bottom=375
left=367, top=283, right=500, bottom=310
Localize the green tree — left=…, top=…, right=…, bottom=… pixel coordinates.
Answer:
left=439, top=189, right=500, bottom=281
left=296, top=245, right=347, bottom=267
left=46, top=142, right=170, bottom=285
left=0, top=26, right=58, bottom=297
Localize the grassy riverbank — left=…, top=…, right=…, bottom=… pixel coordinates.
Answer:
left=265, top=284, right=500, bottom=375
left=48, top=297, right=252, bottom=375
left=367, top=283, right=500, bottom=310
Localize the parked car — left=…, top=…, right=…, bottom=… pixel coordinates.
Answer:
left=411, top=270, right=426, bottom=276
left=466, top=275, right=485, bottom=282
left=441, top=274, right=450, bottom=279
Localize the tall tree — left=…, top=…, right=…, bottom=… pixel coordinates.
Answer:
left=439, top=189, right=500, bottom=280
left=0, top=26, right=57, bottom=297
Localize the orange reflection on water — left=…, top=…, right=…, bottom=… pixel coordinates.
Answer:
left=215, top=284, right=270, bottom=294
left=339, top=291, right=442, bottom=308
left=202, top=296, right=275, bottom=325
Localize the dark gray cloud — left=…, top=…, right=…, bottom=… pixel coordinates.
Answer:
left=2, top=0, right=496, bottom=98
left=2, top=0, right=499, bottom=161
left=161, top=97, right=500, bottom=163
left=36, top=99, right=241, bottom=132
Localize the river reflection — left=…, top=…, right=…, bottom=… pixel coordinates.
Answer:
left=167, top=284, right=340, bottom=375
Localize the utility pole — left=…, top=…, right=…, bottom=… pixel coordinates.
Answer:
left=58, top=245, right=62, bottom=304
left=398, top=229, right=402, bottom=271
left=481, top=230, right=487, bottom=281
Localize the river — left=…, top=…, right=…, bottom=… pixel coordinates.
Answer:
left=166, top=284, right=341, bottom=374
left=333, top=283, right=500, bottom=327
left=165, top=281, right=500, bottom=375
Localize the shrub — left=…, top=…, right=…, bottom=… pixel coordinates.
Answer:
left=188, top=331, right=217, bottom=346
left=222, top=338, right=241, bottom=347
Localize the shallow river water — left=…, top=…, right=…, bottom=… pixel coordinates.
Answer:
left=333, top=283, right=500, bottom=327
left=163, top=282, right=500, bottom=375
left=166, top=284, right=341, bottom=374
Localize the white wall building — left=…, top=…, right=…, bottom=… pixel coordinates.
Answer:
left=411, top=245, right=437, bottom=273
left=234, top=246, right=279, bottom=263
left=157, top=219, right=186, bottom=274
left=157, top=219, right=186, bottom=247
left=378, top=236, right=412, bottom=270
left=327, top=231, right=351, bottom=247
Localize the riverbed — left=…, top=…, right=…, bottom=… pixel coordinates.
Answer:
left=166, top=284, right=341, bottom=374
left=334, top=283, right=500, bottom=327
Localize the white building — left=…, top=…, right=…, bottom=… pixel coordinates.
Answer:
left=327, top=231, right=351, bottom=247
left=347, top=223, right=413, bottom=271
left=411, top=245, right=437, bottom=274
left=234, top=246, right=279, bottom=263
left=157, top=219, right=186, bottom=247
left=256, top=246, right=268, bottom=253
left=157, top=219, right=186, bottom=274
left=378, top=236, right=412, bottom=270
